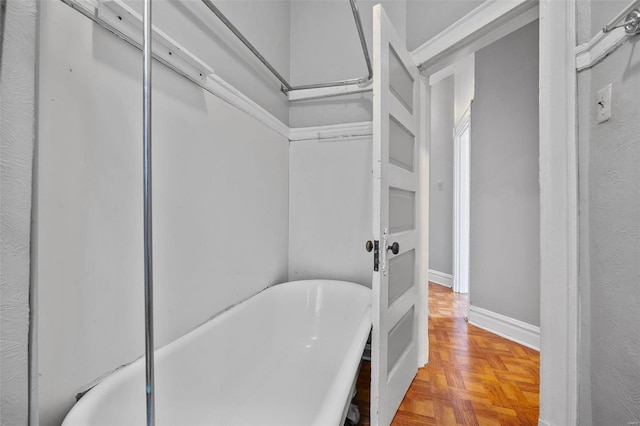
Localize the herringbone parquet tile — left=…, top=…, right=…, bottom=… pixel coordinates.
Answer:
left=355, top=282, right=540, bottom=425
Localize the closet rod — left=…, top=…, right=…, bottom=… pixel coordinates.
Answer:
left=603, top=0, right=640, bottom=33
left=142, top=0, right=156, bottom=424
left=200, top=0, right=292, bottom=91
left=200, top=0, right=373, bottom=94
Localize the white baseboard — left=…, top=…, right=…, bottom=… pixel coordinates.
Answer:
left=468, top=305, right=540, bottom=351
left=428, top=270, right=452, bottom=288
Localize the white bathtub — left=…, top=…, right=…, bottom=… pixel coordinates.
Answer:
left=62, top=280, right=372, bottom=426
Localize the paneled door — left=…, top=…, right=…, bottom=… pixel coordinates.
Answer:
left=370, top=4, right=421, bottom=426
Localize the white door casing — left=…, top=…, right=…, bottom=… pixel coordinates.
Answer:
left=371, top=5, right=421, bottom=425
left=453, top=108, right=470, bottom=294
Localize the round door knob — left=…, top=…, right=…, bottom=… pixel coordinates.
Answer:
left=365, top=240, right=374, bottom=252
left=387, top=242, right=399, bottom=255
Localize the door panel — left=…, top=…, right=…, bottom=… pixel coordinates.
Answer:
left=387, top=307, right=415, bottom=373
left=389, top=188, right=415, bottom=233
left=371, top=4, right=421, bottom=426
left=388, top=250, right=415, bottom=305
left=389, top=47, right=414, bottom=112
left=389, top=118, right=415, bottom=172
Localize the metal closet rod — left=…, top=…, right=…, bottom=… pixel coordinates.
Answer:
left=603, top=0, right=640, bottom=33
left=142, top=0, right=155, bottom=424
left=200, top=0, right=373, bottom=94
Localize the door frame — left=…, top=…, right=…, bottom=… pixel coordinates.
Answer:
left=411, top=1, right=578, bottom=425
left=538, top=1, right=578, bottom=424
left=452, top=107, right=470, bottom=295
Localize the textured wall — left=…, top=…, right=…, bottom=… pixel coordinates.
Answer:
left=469, top=21, right=540, bottom=326
left=589, top=0, right=629, bottom=42
left=36, top=2, right=289, bottom=424
left=428, top=76, right=454, bottom=275
left=578, top=35, right=640, bottom=425
left=0, top=0, right=6, bottom=65
left=0, top=0, right=37, bottom=424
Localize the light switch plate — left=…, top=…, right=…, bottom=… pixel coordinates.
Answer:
left=597, top=83, right=612, bottom=123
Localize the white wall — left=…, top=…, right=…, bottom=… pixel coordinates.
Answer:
left=287, top=1, right=407, bottom=288
left=36, top=2, right=289, bottom=425
left=289, top=137, right=372, bottom=286
left=577, top=3, right=640, bottom=423
left=289, top=0, right=407, bottom=127
left=469, top=21, right=540, bottom=326
left=0, top=1, right=37, bottom=424
left=428, top=76, right=454, bottom=276
left=122, top=0, right=291, bottom=124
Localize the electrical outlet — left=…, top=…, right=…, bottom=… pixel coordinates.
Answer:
left=597, top=83, right=612, bottom=123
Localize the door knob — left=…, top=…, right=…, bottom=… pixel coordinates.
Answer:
left=366, top=240, right=374, bottom=252
left=387, top=242, right=399, bottom=255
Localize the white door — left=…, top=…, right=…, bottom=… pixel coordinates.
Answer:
left=370, top=5, right=421, bottom=425
left=453, top=109, right=471, bottom=294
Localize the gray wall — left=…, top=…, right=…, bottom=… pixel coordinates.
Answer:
left=577, top=3, right=640, bottom=423
left=405, top=0, right=484, bottom=51
left=36, top=2, right=289, bottom=424
left=0, top=0, right=37, bottom=424
left=428, top=76, right=455, bottom=275
left=469, top=21, right=540, bottom=326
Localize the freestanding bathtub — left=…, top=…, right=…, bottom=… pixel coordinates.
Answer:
left=62, top=280, right=372, bottom=425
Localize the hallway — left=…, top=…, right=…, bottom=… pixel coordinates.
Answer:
left=355, top=283, right=540, bottom=425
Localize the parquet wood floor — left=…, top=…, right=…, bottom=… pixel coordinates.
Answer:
left=354, top=282, right=540, bottom=425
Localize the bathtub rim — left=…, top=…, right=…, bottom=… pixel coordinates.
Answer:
left=62, top=279, right=372, bottom=426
